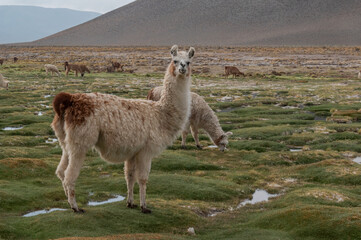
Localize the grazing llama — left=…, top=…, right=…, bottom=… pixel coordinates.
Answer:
left=64, top=62, right=90, bottom=77
left=148, top=87, right=232, bottom=151
left=13, top=57, right=18, bottom=63
left=111, top=61, right=124, bottom=72
left=225, top=66, right=245, bottom=78
left=44, top=64, right=60, bottom=77
left=52, top=45, right=195, bottom=213
left=0, top=73, right=9, bottom=90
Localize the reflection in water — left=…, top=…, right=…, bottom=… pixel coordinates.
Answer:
left=238, top=189, right=279, bottom=208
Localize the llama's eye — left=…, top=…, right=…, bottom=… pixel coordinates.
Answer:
left=173, top=60, right=178, bottom=64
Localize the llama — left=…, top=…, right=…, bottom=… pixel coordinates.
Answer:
left=358, top=71, right=361, bottom=79
left=107, top=66, right=115, bottom=73
left=0, top=59, right=4, bottom=65
left=111, top=61, right=124, bottom=72
left=0, top=73, right=9, bottom=90
left=148, top=86, right=232, bottom=151
left=44, top=64, right=60, bottom=77
left=52, top=45, right=195, bottom=213
left=13, top=57, right=18, bottom=63
left=225, top=66, right=245, bottom=78
left=64, top=62, right=90, bottom=77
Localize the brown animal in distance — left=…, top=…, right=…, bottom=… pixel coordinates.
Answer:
left=13, top=57, right=18, bottom=63
left=64, top=61, right=90, bottom=77
left=111, top=61, right=124, bottom=72
left=225, top=66, right=245, bottom=78
left=0, top=59, right=4, bottom=65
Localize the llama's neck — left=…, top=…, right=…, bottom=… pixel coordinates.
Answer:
left=202, top=113, right=224, bottom=146
left=158, top=64, right=191, bottom=131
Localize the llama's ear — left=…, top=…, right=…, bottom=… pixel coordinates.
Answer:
left=171, top=45, right=178, bottom=57
left=225, top=132, right=233, bottom=136
left=188, top=47, right=195, bottom=58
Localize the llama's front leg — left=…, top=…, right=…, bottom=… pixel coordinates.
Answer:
left=64, top=150, right=86, bottom=213
left=191, top=126, right=202, bottom=149
left=136, top=157, right=152, bottom=214
left=124, top=159, right=137, bottom=208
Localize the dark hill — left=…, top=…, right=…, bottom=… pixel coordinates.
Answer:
left=30, top=0, right=361, bottom=46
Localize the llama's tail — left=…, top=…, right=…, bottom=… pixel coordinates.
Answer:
left=53, top=92, right=72, bottom=117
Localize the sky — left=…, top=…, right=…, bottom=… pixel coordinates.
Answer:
left=0, top=0, right=136, bottom=13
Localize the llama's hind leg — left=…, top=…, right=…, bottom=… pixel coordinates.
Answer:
left=190, top=126, right=202, bottom=149
left=181, top=130, right=189, bottom=149
left=124, top=158, right=137, bottom=208
left=56, top=150, right=69, bottom=197
left=135, top=154, right=152, bottom=214
left=63, top=149, right=86, bottom=213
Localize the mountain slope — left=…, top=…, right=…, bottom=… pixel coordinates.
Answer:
left=30, top=0, right=361, bottom=46
left=0, top=6, right=101, bottom=44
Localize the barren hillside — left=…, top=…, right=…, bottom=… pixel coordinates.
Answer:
left=29, top=0, right=361, bottom=46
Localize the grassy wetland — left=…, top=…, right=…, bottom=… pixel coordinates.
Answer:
left=0, top=46, right=360, bottom=239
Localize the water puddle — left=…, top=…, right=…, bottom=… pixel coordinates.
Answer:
left=237, top=189, right=279, bottom=208
left=45, top=138, right=58, bottom=144
left=352, top=157, right=361, bottom=164
left=2, top=126, right=23, bottom=131
left=23, top=208, right=67, bottom=217
left=88, top=195, right=125, bottom=206
left=290, top=148, right=302, bottom=152
left=44, top=95, right=52, bottom=98
left=217, top=106, right=245, bottom=113
left=40, top=104, right=50, bottom=108
left=37, top=112, right=43, bottom=116
left=207, top=145, right=218, bottom=149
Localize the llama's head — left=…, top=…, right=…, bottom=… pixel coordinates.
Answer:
left=170, top=45, right=195, bottom=77
left=216, top=132, right=233, bottom=152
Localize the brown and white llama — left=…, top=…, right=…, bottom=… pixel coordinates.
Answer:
left=52, top=45, right=195, bottom=214
left=225, top=66, right=245, bottom=78
left=64, top=62, right=90, bottom=77
left=148, top=87, right=232, bottom=151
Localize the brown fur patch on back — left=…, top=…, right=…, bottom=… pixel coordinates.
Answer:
left=65, top=94, right=95, bottom=125
left=53, top=92, right=73, bottom=117
left=147, top=89, right=154, bottom=100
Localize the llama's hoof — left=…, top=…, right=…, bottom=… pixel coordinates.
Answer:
left=127, top=203, right=138, bottom=209
left=141, top=206, right=152, bottom=214
left=72, top=208, right=85, bottom=213
left=196, top=144, right=203, bottom=149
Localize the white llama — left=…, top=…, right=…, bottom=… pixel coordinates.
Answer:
left=51, top=45, right=194, bottom=213
left=358, top=70, right=361, bottom=79
left=148, top=87, right=232, bottom=151
left=0, top=73, right=9, bottom=90
left=44, top=64, right=60, bottom=77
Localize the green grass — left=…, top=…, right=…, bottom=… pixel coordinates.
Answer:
left=0, top=59, right=360, bottom=240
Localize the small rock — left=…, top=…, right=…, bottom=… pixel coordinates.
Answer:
left=187, top=227, right=195, bottom=235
